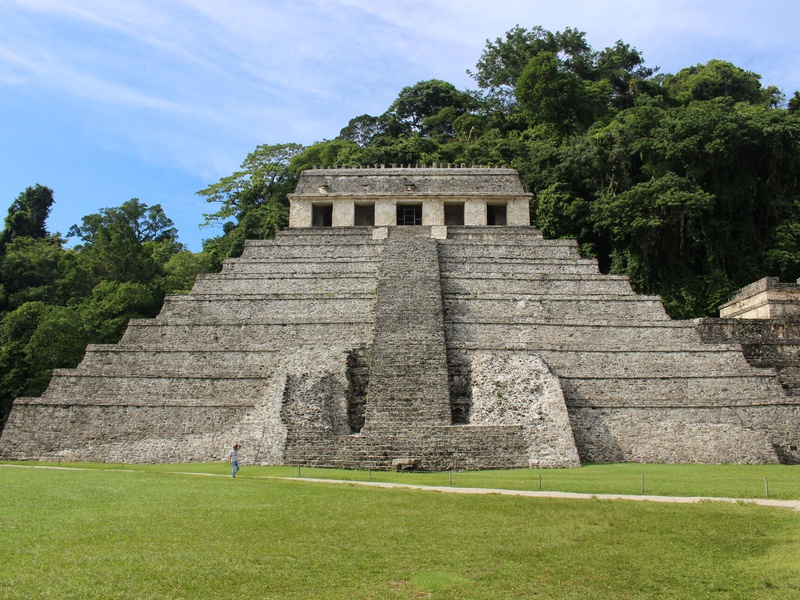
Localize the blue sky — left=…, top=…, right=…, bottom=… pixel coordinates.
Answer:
left=1, top=0, right=798, bottom=251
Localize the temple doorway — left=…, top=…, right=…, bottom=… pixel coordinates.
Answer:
left=312, top=204, right=333, bottom=227
left=397, top=203, right=423, bottom=225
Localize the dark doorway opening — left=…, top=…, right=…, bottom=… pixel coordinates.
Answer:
left=312, top=204, right=333, bottom=227
left=396, top=203, right=422, bottom=226
left=354, top=203, right=375, bottom=226
left=487, top=204, right=507, bottom=226
left=444, top=203, right=465, bottom=226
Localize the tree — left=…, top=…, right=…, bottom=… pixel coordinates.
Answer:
left=469, top=26, right=590, bottom=100
left=788, top=91, right=800, bottom=113
left=68, top=199, right=181, bottom=286
left=200, top=143, right=304, bottom=225
left=593, top=173, right=716, bottom=292
left=0, top=184, right=54, bottom=252
left=664, top=60, right=778, bottom=106
left=0, top=302, right=87, bottom=423
left=338, top=114, right=383, bottom=147
left=78, top=281, right=159, bottom=343
left=515, top=52, right=611, bottom=134
left=291, top=139, right=365, bottom=170
left=198, top=143, right=303, bottom=263
left=595, top=41, right=654, bottom=109
left=469, top=25, right=650, bottom=110
left=1, top=235, right=69, bottom=310
left=469, top=26, right=654, bottom=141
left=383, top=80, right=474, bottom=139
left=0, top=198, right=185, bottom=422
left=161, top=250, right=216, bottom=295
left=766, top=199, right=800, bottom=282
left=69, top=198, right=178, bottom=245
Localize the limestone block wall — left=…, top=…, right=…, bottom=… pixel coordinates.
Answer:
left=290, top=196, right=531, bottom=227
left=288, top=167, right=533, bottom=228
left=439, top=227, right=798, bottom=464
left=568, top=408, right=779, bottom=464
left=421, top=199, right=444, bottom=226
left=0, top=228, right=381, bottom=463
left=0, top=403, right=247, bottom=463
left=469, top=351, right=580, bottom=468
left=292, top=167, right=530, bottom=197
left=374, top=199, right=394, bottom=227
left=506, top=198, right=530, bottom=225
left=289, top=199, right=312, bottom=230
left=120, top=321, right=373, bottom=351
left=463, top=198, right=486, bottom=225
left=719, top=277, right=800, bottom=319
left=2, top=222, right=798, bottom=468
left=332, top=199, right=354, bottom=227
left=696, top=317, right=800, bottom=461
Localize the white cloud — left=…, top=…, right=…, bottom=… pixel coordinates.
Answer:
left=0, top=0, right=798, bottom=250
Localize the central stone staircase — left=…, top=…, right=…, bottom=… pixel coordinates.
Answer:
left=364, top=227, right=451, bottom=427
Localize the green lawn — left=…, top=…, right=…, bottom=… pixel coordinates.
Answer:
left=12, top=460, right=799, bottom=500
left=1, top=464, right=799, bottom=599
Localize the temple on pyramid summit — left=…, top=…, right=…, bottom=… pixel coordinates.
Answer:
left=1, top=166, right=798, bottom=469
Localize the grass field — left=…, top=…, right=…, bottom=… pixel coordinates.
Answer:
left=12, top=460, right=800, bottom=500
left=1, top=463, right=800, bottom=599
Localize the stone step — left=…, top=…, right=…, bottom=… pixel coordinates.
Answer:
left=220, top=261, right=380, bottom=275
left=387, top=225, right=434, bottom=238
left=365, top=234, right=452, bottom=427
left=444, top=297, right=670, bottom=322
left=697, top=318, right=800, bottom=342
left=445, top=322, right=703, bottom=349
left=441, top=277, right=637, bottom=296
left=120, top=321, right=372, bottom=349
left=447, top=348, right=766, bottom=379
left=441, top=259, right=602, bottom=276
left=41, top=372, right=271, bottom=403
left=191, top=275, right=377, bottom=295
left=439, top=243, right=582, bottom=261
left=263, top=230, right=379, bottom=244
left=560, top=375, right=787, bottom=404
left=75, top=348, right=282, bottom=377
left=283, top=424, right=531, bottom=470
left=741, top=342, right=800, bottom=362
left=445, top=226, right=544, bottom=241
left=442, top=234, right=571, bottom=247
left=238, top=244, right=384, bottom=261
left=276, top=226, right=377, bottom=238
left=155, top=296, right=375, bottom=324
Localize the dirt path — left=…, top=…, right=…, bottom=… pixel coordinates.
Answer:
left=3, top=464, right=798, bottom=511
left=280, top=476, right=800, bottom=512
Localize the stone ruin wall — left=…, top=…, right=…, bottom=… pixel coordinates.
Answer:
left=289, top=167, right=532, bottom=229
left=719, top=277, right=800, bottom=319
left=437, top=228, right=797, bottom=465
left=2, top=171, right=799, bottom=468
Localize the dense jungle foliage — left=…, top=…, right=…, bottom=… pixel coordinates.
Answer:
left=2, top=25, right=800, bottom=423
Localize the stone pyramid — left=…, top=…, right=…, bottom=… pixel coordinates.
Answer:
left=1, top=167, right=798, bottom=468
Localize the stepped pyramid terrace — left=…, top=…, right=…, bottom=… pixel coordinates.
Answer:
left=1, top=166, right=799, bottom=469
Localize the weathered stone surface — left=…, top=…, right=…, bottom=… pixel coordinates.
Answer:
left=292, top=167, right=528, bottom=197
left=569, top=408, right=780, bottom=464
left=469, top=351, right=580, bottom=468
left=1, top=168, right=798, bottom=468
left=364, top=227, right=452, bottom=427
left=719, top=277, right=800, bottom=319
left=289, top=167, right=532, bottom=227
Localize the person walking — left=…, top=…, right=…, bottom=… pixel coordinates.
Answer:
left=229, top=443, right=241, bottom=478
